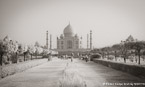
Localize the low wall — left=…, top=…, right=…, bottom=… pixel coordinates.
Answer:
left=93, top=59, right=145, bottom=78
left=0, top=59, right=47, bottom=79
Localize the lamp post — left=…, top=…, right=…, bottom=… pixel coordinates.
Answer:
left=46, top=31, right=49, bottom=49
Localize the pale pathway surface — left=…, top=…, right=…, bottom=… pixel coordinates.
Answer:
left=0, top=58, right=145, bottom=87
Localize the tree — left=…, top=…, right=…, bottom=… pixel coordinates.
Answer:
left=9, top=40, right=19, bottom=63
left=112, top=44, right=121, bottom=61
left=18, top=44, right=28, bottom=61
left=28, top=45, right=36, bottom=60
left=142, top=50, right=145, bottom=61
left=34, top=41, right=43, bottom=58
left=105, top=47, right=111, bottom=60
left=130, top=41, right=145, bottom=64
left=42, top=49, right=50, bottom=56
left=0, top=40, right=7, bottom=65
left=35, top=47, right=43, bottom=58
left=99, top=47, right=111, bottom=60
left=23, top=45, right=28, bottom=61
left=100, top=47, right=107, bottom=59
left=120, top=41, right=132, bottom=63
left=0, top=36, right=19, bottom=65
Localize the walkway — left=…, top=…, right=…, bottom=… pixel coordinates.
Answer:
left=0, top=58, right=144, bottom=87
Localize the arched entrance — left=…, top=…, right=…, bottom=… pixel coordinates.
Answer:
left=67, top=40, right=73, bottom=49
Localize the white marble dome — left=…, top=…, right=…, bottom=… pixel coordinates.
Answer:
left=63, top=23, right=73, bottom=37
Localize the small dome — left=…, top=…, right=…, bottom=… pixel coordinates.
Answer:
left=60, top=34, right=64, bottom=39
left=3, top=35, right=11, bottom=42
left=63, top=23, right=73, bottom=37
left=126, top=35, right=134, bottom=42
left=75, top=34, right=78, bottom=38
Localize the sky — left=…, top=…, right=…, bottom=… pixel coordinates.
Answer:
left=0, top=0, right=145, bottom=48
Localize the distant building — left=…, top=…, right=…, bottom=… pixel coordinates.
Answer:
left=122, top=35, right=137, bottom=54
left=57, top=23, right=81, bottom=50
left=3, top=35, right=11, bottom=42
left=55, top=23, right=90, bottom=57
left=121, top=35, right=137, bottom=45
left=126, top=35, right=137, bottom=42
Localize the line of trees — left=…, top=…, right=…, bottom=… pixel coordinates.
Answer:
left=0, top=36, right=50, bottom=66
left=92, top=41, right=145, bottom=65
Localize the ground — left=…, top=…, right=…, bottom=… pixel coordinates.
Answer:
left=0, top=58, right=145, bottom=87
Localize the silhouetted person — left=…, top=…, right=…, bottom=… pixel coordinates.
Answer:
left=85, top=55, right=89, bottom=62
left=71, top=53, right=74, bottom=62
left=48, top=53, right=52, bottom=61
left=71, top=57, right=73, bottom=62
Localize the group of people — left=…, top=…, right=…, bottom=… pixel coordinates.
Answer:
left=79, top=54, right=90, bottom=62
left=58, top=53, right=90, bottom=62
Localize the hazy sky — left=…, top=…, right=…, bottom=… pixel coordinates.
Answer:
left=0, top=0, right=145, bottom=48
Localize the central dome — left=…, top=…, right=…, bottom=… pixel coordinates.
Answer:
left=63, top=23, right=74, bottom=37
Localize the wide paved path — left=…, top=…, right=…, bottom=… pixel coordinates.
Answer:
left=0, top=58, right=145, bottom=87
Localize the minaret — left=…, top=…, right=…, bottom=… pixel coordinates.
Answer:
left=50, top=34, right=52, bottom=49
left=80, top=36, right=82, bottom=48
left=46, top=31, right=49, bottom=49
left=57, top=36, right=59, bottom=49
left=87, top=34, right=89, bottom=49
left=90, top=30, right=92, bottom=50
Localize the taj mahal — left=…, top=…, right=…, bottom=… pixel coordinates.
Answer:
left=53, top=23, right=92, bottom=57
left=57, top=23, right=82, bottom=50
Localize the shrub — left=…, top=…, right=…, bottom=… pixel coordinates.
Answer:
left=59, top=63, right=87, bottom=87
